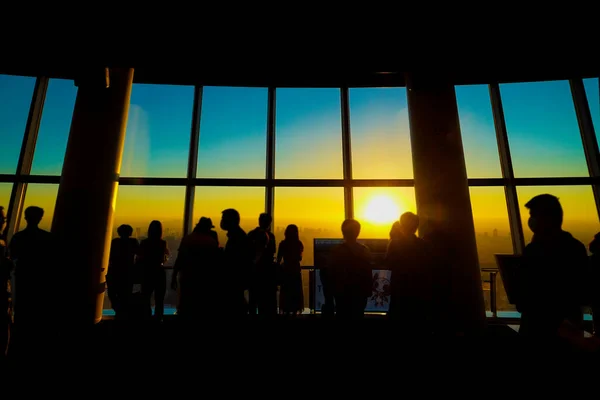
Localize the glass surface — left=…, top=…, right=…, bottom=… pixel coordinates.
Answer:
left=274, top=187, right=345, bottom=309
left=517, top=186, right=599, bottom=248
left=353, top=187, right=417, bottom=239
left=583, top=78, right=599, bottom=141
left=275, top=88, right=343, bottom=179
left=501, top=80, right=588, bottom=177
left=193, top=186, right=265, bottom=246
left=31, top=79, right=77, bottom=175
left=469, top=187, right=515, bottom=311
left=456, top=84, right=502, bottom=178
left=197, top=86, right=267, bottom=178
left=19, top=184, right=59, bottom=231
left=112, top=185, right=186, bottom=267
left=0, top=74, right=35, bottom=174
left=121, top=84, right=194, bottom=178
left=349, top=87, right=412, bottom=179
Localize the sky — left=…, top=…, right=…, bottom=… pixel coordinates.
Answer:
left=1, top=74, right=599, bottom=260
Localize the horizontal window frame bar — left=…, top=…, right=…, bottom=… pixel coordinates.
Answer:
left=1, top=175, right=598, bottom=187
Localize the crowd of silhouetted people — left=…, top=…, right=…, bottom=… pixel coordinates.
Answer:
left=3, top=192, right=600, bottom=357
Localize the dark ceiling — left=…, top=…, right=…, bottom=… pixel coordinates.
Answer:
left=0, top=65, right=598, bottom=87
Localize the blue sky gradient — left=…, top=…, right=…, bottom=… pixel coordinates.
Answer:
left=2, top=76, right=597, bottom=182
left=584, top=78, right=599, bottom=140
left=500, top=80, right=589, bottom=177
left=349, top=88, right=412, bottom=179
left=197, top=87, right=267, bottom=178
left=0, top=75, right=35, bottom=174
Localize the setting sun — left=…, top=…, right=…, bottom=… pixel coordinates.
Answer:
left=362, top=194, right=401, bottom=225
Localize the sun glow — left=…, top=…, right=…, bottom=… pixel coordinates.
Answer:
left=362, top=194, right=401, bottom=225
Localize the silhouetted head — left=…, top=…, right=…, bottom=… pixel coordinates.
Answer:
left=590, top=233, right=600, bottom=254
left=24, top=206, right=44, bottom=227
left=196, top=217, right=214, bottom=232
left=117, top=224, right=134, bottom=238
left=341, top=219, right=361, bottom=242
left=389, top=221, right=402, bottom=239
left=259, top=213, right=272, bottom=230
left=525, top=194, right=563, bottom=234
left=220, top=209, right=240, bottom=231
left=285, top=224, right=300, bottom=241
left=147, top=220, right=163, bottom=240
left=0, top=206, right=6, bottom=234
left=400, top=212, right=419, bottom=236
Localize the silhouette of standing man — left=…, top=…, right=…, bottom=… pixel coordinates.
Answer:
left=221, top=209, right=252, bottom=318
left=9, top=206, right=55, bottom=324
left=517, top=194, right=588, bottom=339
left=248, top=213, right=277, bottom=318
left=328, top=219, right=372, bottom=320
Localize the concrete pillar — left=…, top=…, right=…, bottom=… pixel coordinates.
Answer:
left=405, top=72, right=486, bottom=333
left=51, top=68, right=134, bottom=325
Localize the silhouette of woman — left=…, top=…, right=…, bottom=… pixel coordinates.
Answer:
left=277, top=224, right=304, bottom=316
left=107, top=224, right=138, bottom=320
left=139, top=220, right=170, bottom=320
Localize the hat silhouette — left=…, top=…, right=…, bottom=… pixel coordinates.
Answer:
left=198, top=217, right=214, bottom=229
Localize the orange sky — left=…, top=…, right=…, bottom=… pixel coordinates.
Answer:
left=4, top=182, right=599, bottom=249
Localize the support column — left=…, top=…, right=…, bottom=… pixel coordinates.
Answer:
left=405, top=73, right=486, bottom=333
left=51, top=68, right=134, bottom=325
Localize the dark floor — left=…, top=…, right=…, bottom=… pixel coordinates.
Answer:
left=5, top=315, right=598, bottom=374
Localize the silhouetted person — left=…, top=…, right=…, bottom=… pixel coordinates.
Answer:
left=328, top=219, right=372, bottom=320
left=589, top=233, right=600, bottom=337
left=205, top=218, right=219, bottom=246
left=517, top=194, right=588, bottom=339
left=139, top=220, right=170, bottom=321
left=9, top=206, right=55, bottom=328
left=389, top=221, right=402, bottom=241
left=248, top=213, right=277, bottom=317
left=386, top=212, right=431, bottom=330
left=172, top=217, right=220, bottom=320
left=107, top=224, right=138, bottom=320
left=0, top=206, right=11, bottom=356
left=277, top=224, right=304, bottom=316
left=221, top=209, right=252, bottom=317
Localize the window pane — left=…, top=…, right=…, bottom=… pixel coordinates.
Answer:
left=197, top=87, right=267, bottom=178
left=193, top=186, right=265, bottom=245
left=353, top=187, right=416, bottom=239
left=112, top=185, right=185, bottom=267
left=19, top=184, right=59, bottom=232
left=107, top=185, right=185, bottom=316
left=121, top=84, right=194, bottom=178
left=456, top=85, right=502, bottom=178
left=274, top=187, right=345, bottom=310
left=0, top=75, right=35, bottom=174
left=517, top=186, right=599, bottom=248
left=469, top=187, right=513, bottom=264
left=31, top=79, right=77, bottom=175
left=583, top=78, right=599, bottom=140
left=500, top=80, right=588, bottom=177
left=275, top=88, right=343, bottom=179
left=349, top=88, right=412, bottom=179
left=469, top=187, right=514, bottom=312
